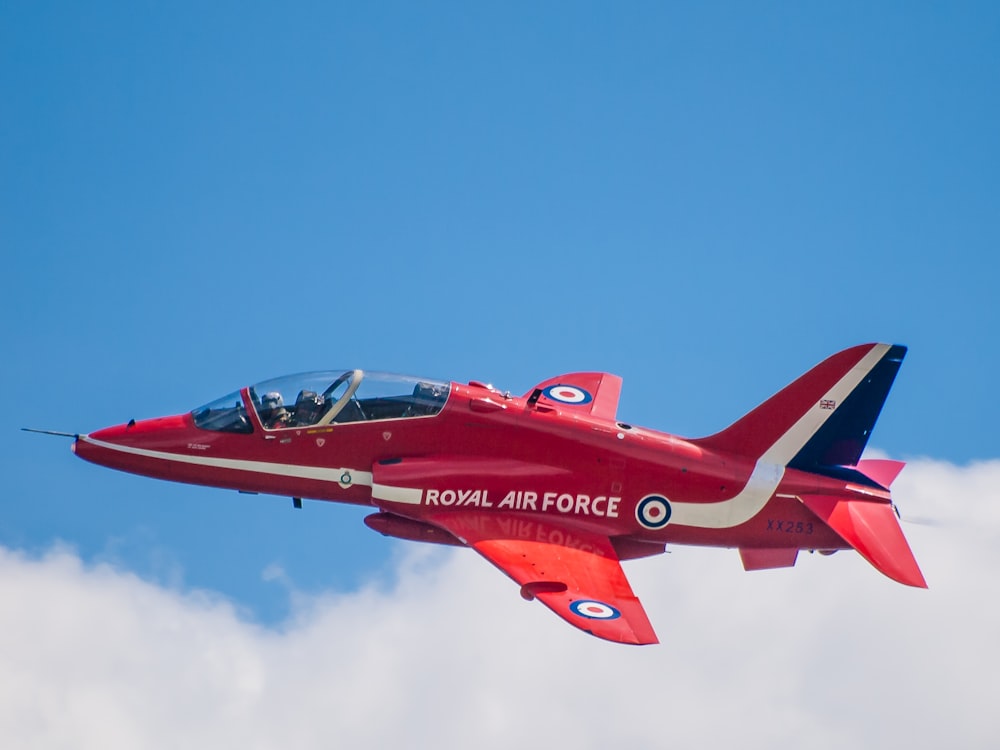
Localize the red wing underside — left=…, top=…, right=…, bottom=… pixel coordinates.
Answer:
left=428, top=514, right=658, bottom=645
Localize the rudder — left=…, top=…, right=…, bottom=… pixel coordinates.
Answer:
left=787, top=345, right=907, bottom=478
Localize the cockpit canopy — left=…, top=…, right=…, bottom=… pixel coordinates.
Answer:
left=192, top=370, right=451, bottom=433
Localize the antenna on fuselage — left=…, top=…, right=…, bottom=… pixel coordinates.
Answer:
left=21, top=428, right=79, bottom=438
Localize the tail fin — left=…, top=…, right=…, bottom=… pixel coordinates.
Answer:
left=693, top=344, right=925, bottom=588
left=692, top=343, right=907, bottom=479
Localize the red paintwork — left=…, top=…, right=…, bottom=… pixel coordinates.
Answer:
left=856, top=459, right=907, bottom=489
left=799, top=495, right=927, bottom=588
left=70, top=343, right=926, bottom=645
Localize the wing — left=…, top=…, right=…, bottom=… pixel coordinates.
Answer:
left=523, top=372, right=622, bottom=421
left=429, top=512, right=658, bottom=645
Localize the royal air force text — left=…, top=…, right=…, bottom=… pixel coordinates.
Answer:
left=423, top=489, right=621, bottom=518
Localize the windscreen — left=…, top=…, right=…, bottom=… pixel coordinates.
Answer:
left=191, top=391, right=253, bottom=433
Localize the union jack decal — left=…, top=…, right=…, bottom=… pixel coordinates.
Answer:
left=820, top=399, right=836, bottom=410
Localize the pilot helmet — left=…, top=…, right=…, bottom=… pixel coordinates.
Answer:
left=294, top=390, right=324, bottom=421
left=262, top=391, right=283, bottom=408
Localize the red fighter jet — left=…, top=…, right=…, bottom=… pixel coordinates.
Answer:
left=48, top=343, right=925, bottom=645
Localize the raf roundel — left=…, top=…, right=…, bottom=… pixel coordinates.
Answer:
left=569, top=599, right=621, bottom=620
left=542, top=384, right=593, bottom=405
left=636, top=494, right=672, bottom=529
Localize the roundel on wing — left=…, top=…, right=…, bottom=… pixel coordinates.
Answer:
left=542, top=384, right=593, bottom=405
left=569, top=599, right=621, bottom=620
left=636, top=494, right=672, bottom=529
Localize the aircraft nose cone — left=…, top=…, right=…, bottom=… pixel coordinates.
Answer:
left=86, top=422, right=130, bottom=443
left=73, top=414, right=191, bottom=473
left=73, top=427, right=123, bottom=470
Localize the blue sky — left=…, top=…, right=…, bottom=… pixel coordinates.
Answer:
left=2, top=3, right=999, bottom=746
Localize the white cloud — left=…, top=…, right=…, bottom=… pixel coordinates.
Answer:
left=2, top=458, right=999, bottom=749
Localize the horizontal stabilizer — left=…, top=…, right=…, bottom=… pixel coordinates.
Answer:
left=856, top=459, right=906, bottom=489
left=739, top=548, right=799, bottom=571
left=800, top=495, right=927, bottom=588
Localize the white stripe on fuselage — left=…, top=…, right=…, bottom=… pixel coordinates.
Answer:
left=79, top=435, right=373, bottom=487
left=668, top=344, right=890, bottom=529
left=668, top=460, right=784, bottom=529
left=371, top=483, right=423, bottom=505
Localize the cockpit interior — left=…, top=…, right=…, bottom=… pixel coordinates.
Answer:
left=192, top=370, right=451, bottom=433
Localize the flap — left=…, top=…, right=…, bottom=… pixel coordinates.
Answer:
left=524, top=372, right=622, bottom=421
left=429, top=512, right=658, bottom=645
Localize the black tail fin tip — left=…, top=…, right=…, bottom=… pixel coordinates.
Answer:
left=788, top=344, right=907, bottom=479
